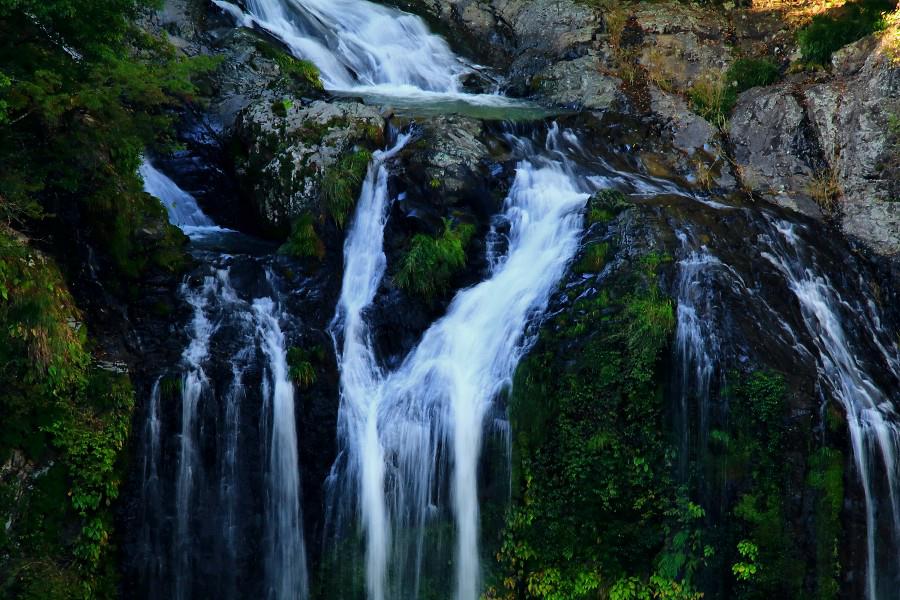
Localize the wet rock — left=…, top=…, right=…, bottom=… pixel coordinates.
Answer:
left=233, top=99, right=384, bottom=234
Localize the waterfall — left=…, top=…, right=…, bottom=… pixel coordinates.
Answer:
left=760, top=217, right=900, bottom=600
left=174, top=272, right=218, bottom=600
left=138, top=164, right=311, bottom=599
left=211, top=0, right=514, bottom=104
left=672, top=231, right=724, bottom=477
left=328, top=125, right=591, bottom=599
left=256, top=293, right=310, bottom=600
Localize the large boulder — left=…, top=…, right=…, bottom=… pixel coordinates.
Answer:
left=729, top=84, right=827, bottom=218
left=233, top=98, right=384, bottom=234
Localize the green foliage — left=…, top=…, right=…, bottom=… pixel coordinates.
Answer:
left=322, top=149, right=372, bottom=228
left=0, top=0, right=216, bottom=278
left=689, top=58, right=780, bottom=125
left=807, top=448, right=844, bottom=599
left=797, top=0, right=894, bottom=64
left=727, top=58, right=780, bottom=93
left=493, top=242, right=681, bottom=599
left=731, top=540, right=759, bottom=581
left=0, top=231, right=136, bottom=598
left=395, top=218, right=475, bottom=301
left=280, top=212, right=325, bottom=259
left=273, top=97, right=294, bottom=117
left=287, top=346, right=319, bottom=389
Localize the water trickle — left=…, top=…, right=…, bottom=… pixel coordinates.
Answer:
left=138, top=165, right=311, bottom=599
left=760, top=217, right=900, bottom=600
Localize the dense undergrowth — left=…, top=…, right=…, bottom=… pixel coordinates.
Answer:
left=490, top=202, right=847, bottom=600
left=0, top=231, right=136, bottom=598
left=0, top=0, right=216, bottom=596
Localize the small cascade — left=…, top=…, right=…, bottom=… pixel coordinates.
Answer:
left=671, top=229, right=727, bottom=482
left=139, top=160, right=230, bottom=237
left=327, top=125, right=592, bottom=600
left=760, top=217, right=900, bottom=600
left=255, top=291, right=310, bottom=600
left=134, top=165, right=311, bottom=599
left=173, top=273, right=219, bottom=600
left=211, top=0, right=517, bottom=106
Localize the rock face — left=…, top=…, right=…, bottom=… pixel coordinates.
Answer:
left=809, top=36, right=900, bottom=255
left=729, top=85, right=828, bottom=218
left=729, top=35, right=900, bottom=253
left=233, top=99, right=384, bottom=234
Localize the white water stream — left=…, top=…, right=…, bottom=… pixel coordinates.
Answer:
left=329, top=126, right=591, bottom=599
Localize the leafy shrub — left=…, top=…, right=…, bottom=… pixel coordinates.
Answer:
left=395, top=219, right=475, bottom=301
left=280, top=212, right=325, bottom=259
left=797, top=0, right=894, bottom=64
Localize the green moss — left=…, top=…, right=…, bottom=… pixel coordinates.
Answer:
left=395, top=218, right=475, bottom=301
left=322, top=149, right=372, bottom=228
left=797, top=0, right=893, bottom=64
left=574, top=242, right=610, bottom=273
left=280, top=212, right=325, bottom=260
left=808, top=448, right=844, bottom=600
left=255, top=40, right=324, bottom=91
left=587, top=189, right=631, bottom=224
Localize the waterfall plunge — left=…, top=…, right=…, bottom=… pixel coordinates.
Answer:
left=329, top=126, right=591, bottom=600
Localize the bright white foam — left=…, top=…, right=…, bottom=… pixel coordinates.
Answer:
left=330, top=126, right=590, bottom=600
left=212, top=0, right=522, bottom=108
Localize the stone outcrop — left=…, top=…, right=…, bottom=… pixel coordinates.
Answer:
left=233, top=98, right=384, bottom=234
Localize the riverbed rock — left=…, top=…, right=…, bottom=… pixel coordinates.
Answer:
left=233, top=98, right=384, bottom=234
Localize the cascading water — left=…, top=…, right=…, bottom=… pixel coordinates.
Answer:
left=210, top=0, right=516, bottom=105
left=760, top=217, right=900, bottom=600
left=668, top=200, right=900, bottom=599
left=327, top=125, right=592, bottom=600
left=134, top=160, right=310, bottom=599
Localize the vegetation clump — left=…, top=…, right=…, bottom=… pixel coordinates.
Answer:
left=280, top=212, right=325, bottom=259
left=287, top=346, right=320, bottom=389
left=0, top=231, right=136, bottom=598
left=396, top=219, right=475, bottom=301
left=322, top=149, right=372, bottom=228
left=689, top=58, right=781, bottom=126
left=797, top=0, right=894, bottom=64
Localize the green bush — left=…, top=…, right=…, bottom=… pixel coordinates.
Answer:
left=395, top=219, right=475, bottom=301
left=287, top=346, right=318, bottom=388
left=797, top=0, right=893, bottom=64
left=280, top=212, right=325, bottom=259
left=322, top=149, right=372, bottom=228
